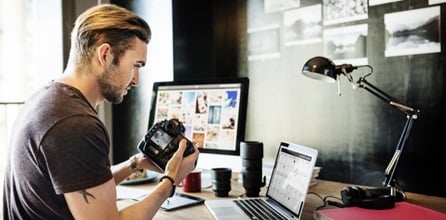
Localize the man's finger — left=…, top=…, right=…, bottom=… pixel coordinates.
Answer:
left=177, top=139, right=187, bottom=153
left=171, top=139, right=187, bottom=160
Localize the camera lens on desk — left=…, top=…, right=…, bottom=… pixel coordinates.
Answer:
left=210, top=168, right=232, bottom=197
left=240, top=141, right=266, bottom=197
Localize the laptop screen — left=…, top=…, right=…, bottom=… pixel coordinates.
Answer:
left=266, top=142, right=318, bottom=217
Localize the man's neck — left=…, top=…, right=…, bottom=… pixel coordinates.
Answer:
left=58, top=66, right=104, bottom=108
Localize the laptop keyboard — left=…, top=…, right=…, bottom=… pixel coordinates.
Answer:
left=234, top=199, right=288, bottom=220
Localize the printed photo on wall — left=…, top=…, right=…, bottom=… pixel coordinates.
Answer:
left=248, top=26, right=281, bottom=61
left=384, top=6, right=441, bottom=57
left=264, top=0, right=300, bottom=13
left=323, top=0, right=368, bottom=25
left=283, top=4, right=322, bottom=46
left=323, top=24, right=368, bottom=65
left=429, top=0, right=446, bottom=4
left=369, top=0, right=403, bottom=6
left=248, top=0, right=281, bottom=30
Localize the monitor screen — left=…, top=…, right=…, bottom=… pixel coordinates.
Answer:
left=148, top=77, right=249, bottom=155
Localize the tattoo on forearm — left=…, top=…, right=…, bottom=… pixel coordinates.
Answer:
left=78, top=190, right=96, bottom=204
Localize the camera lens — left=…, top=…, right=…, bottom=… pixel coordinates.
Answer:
left=240, top=141, right=265, bottom=197
left=164, top=118, right=184, bottom=134
left=210, top=168, right=232, bottom=197
left=165, top=119, right=176, bottom=133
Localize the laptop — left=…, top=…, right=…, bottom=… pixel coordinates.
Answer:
left=205, top=141, right=318, bottom=220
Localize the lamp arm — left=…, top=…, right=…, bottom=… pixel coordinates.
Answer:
left=383, top=115, right=416, bottom=187
left=356, top=77, right=419, bottom=116
left=355, top=77, right=421, bottom=189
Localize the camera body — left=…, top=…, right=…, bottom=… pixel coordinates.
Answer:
left=138, top=118, right=195, bottom=171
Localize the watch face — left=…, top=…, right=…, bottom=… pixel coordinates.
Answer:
left=130, top=156, right=138, bottom=170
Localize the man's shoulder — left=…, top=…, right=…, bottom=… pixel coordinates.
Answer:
left=31, top=82, right=97, bottom=122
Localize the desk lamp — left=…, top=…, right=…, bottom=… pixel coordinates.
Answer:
left=302, top=56, right=420, bottom=201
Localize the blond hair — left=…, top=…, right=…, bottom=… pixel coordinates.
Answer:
left=68, top=4, right=151, bottom=67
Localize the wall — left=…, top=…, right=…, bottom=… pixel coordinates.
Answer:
left=242, top=0, right=446, bottom=197
left=170, top=0, right=446, bottom=198
left=111, top=0, right=446, bottom=197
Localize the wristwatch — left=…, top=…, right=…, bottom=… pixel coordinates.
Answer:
left=159, top=175, right=176, bottom=197
left=130, top=155, right=143, bottom=176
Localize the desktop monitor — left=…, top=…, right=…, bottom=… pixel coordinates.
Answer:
left=148, top=77, right=249, bottom=158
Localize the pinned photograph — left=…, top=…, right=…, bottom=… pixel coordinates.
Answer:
left=384, top=6, right=441, bottom=57
left=323, top=24, right=368, bottom=65
left=248, top=26, right=281, bottom=61
left=283, top=4, right=322, bottom=46
left=323, top=0, right=368, bottom=25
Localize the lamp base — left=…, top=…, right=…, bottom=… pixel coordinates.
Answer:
left=340, top=186, right=406, bottom=209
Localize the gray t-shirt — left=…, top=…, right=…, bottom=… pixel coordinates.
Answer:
left=3, top=81, right=113, bottom=220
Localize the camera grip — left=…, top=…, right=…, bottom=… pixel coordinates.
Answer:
left=183, top=139, right=195, bottom=156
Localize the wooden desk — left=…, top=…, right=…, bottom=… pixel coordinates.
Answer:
left=118, top=176, right=446, bottom=220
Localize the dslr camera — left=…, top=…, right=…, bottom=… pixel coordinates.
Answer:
left=138, top=118, right=195, bottom=171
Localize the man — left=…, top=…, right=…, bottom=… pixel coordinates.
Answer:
left=3, top=4, right=199, bottom=220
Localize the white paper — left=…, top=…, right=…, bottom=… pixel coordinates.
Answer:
left=116, top=186, right=150, bottom=201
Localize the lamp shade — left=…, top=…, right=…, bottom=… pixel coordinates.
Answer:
left=302, top=56, right=337, bottom=83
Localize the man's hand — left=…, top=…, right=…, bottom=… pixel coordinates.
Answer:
left=165, top=139, right=199, bottom=184
left=134, top=153, right=163, bottom=173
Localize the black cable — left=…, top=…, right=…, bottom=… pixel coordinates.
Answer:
left=307, top=192, right=345, bottom=210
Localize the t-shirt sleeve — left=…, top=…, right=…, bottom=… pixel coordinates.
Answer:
left=39, top=114, right=113, bottom=194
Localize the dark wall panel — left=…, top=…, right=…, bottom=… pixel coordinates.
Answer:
left=172, top=0, right=244, bottom=80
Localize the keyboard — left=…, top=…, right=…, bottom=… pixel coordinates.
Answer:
left=234, top=198, right=288, bottom=220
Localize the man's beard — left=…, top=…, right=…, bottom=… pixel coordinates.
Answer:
left=98, top=67, right=124, bottom=104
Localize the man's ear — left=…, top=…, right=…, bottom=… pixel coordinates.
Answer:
left=96, top=43, right=112, bottom=67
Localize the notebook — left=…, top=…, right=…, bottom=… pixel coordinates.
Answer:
left=205, top=141, right=318, bottom=220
